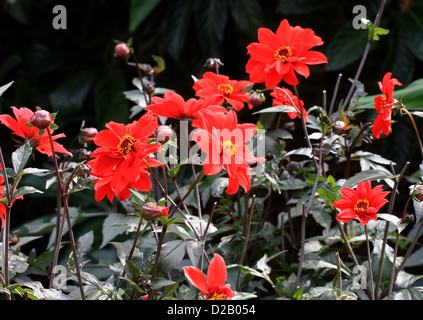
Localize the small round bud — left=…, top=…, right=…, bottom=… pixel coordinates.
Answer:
left=142, top=202, right=169, bottom=220
left=404, top=213, right=415, bottom=224
left=249, top=92, right=264, bottom=107
left=204, top=58, right=223, bottom=71
left=80, top=127, right=98, bottom=144
left=380, top=127, right=392, bottom=139
left=78, top=149, right=92, bottom=161
left=114, top=43, right=131, bottom=60
left=9, top=235, right=19, bottom=246
left=332, top=121, right=347, bottom=135
left=286, top=161, right=300, bottom=173
left=77, top=164, right=92, bottom=178
left=156, top=125, right=173, bottom=142
left=414, top=185, right=423, bottom=201
left=30, top=110, right=52, bottom=129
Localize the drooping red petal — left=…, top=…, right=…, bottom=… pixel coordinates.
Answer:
left=183, top=266, right=211, bottom=294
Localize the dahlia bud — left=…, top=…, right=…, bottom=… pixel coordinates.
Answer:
left=332, top=120, right=347, bottom=135
left=414, top=185, right=423, bottom=201
left=142, top=202, right=169, bottom=220
left=204, top=58, right=223, bottom=71
left=80, top=127, right=98, bottom=144
left=114, top=43, right=131, bottom=60
left=380, top=127, right=392, bottom=139
left=249, top=91, right=264, bottom=107
left=156, top=125, right=173, bottom=142
left=77, top=164, right=92, bottom=178
left=30, top=110, right=52, bottom=130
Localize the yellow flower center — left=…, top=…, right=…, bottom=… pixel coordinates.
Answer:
left=207, top=292, right=226, bottom=300
left=378, top=96, right=387, bottom=114
left=218, top=83, right=234, bottom=96
left=274, top=45, right=292, bottom=62
left=354, top=199, right=369, bottom=214
left=117, top=134, right=137, bottom=155
left=221, top=140, right=236, bottom=157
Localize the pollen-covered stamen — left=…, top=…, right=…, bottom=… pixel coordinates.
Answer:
left=218, top=83, right=234, bottom=96
left=377, top=97, right=388, bottom=114
left=207, top=292, right=227, bottom=300
left=221, top=140, right=236, bottom=157
left=274, top=45, right=292, bottom=62
left=354, top=199, right=370, bottom=215
left=117, top=134, right=137, bottom=155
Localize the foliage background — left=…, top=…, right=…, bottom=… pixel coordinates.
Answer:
left=1, top=0, right=423, bottom=298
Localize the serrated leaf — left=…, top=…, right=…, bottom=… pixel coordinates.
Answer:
left=11, top=141, right=32, bottom=175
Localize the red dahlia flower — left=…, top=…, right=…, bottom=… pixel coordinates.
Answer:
left=333, top=180, right=390, bottom=225
left=193, top=110, right=265, bottom=194
left=246, top=19, right=327, bottom=88
left=87, top=112, right=162, bottom=202
left=0, top=107, right=71, bottom=157
left=270, top=87, right=308, bottom=123
left=193, top=72, right=254, bottom=111
left=146, top=91, right=225, bottom=128
left=372, top=72, right=402, bottom=139
left=183, top=253, right=235, bottom=300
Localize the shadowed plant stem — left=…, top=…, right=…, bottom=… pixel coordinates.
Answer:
left=46, top=129, right=85, bottom=300
left=401, top=108, right=423, bottom=159
left=0, top=146, right=12, bottom=300
left=236, top=194, right=255, bottom=290
left=375, top=161, right=409, bottom=298
left=364, top=225, right=375, bottom=300
left=341, top=0, right=387, bottom=111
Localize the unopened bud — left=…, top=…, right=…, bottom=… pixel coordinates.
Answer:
left=142, top=202, right=169, bottom=220
left=249, top=92, right=264, bottom=107
left=114, top=43, right=131, bottom=60
left=30, top=110, right=52, bottom=130
left=80, top=127, right=98, bottom=144
left=156, top=125, right=173, bottom=142
left=332, top=121, right=347, bottom=135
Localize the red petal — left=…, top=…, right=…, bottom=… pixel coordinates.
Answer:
left=183, top=266, right=210, bottom=294
left=207, top=254, right=227, bottom=288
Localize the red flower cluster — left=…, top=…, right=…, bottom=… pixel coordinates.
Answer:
left=183, top=253, right=235, bottom=300
left=270, top=87, right=308, bottom=123
left=87, top=112, right=162, bottom=202
left=246, top=19, right=327, bottom=88
left=0, top=107, right=71, bottom=157
left=333, top=181, right=389, bottom=225
left=372, top=72, right=402, bottom=139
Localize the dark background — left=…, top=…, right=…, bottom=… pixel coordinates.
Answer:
left=1, top=0, right=423, bottom=227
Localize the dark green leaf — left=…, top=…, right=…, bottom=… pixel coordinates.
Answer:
left=129, top=0, right=162, bottom=32
left=194, top=0, right=228, bottom=57
left=326, top=22, right=368, bottom=71
left=228, top=0, right=263, bottom=36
